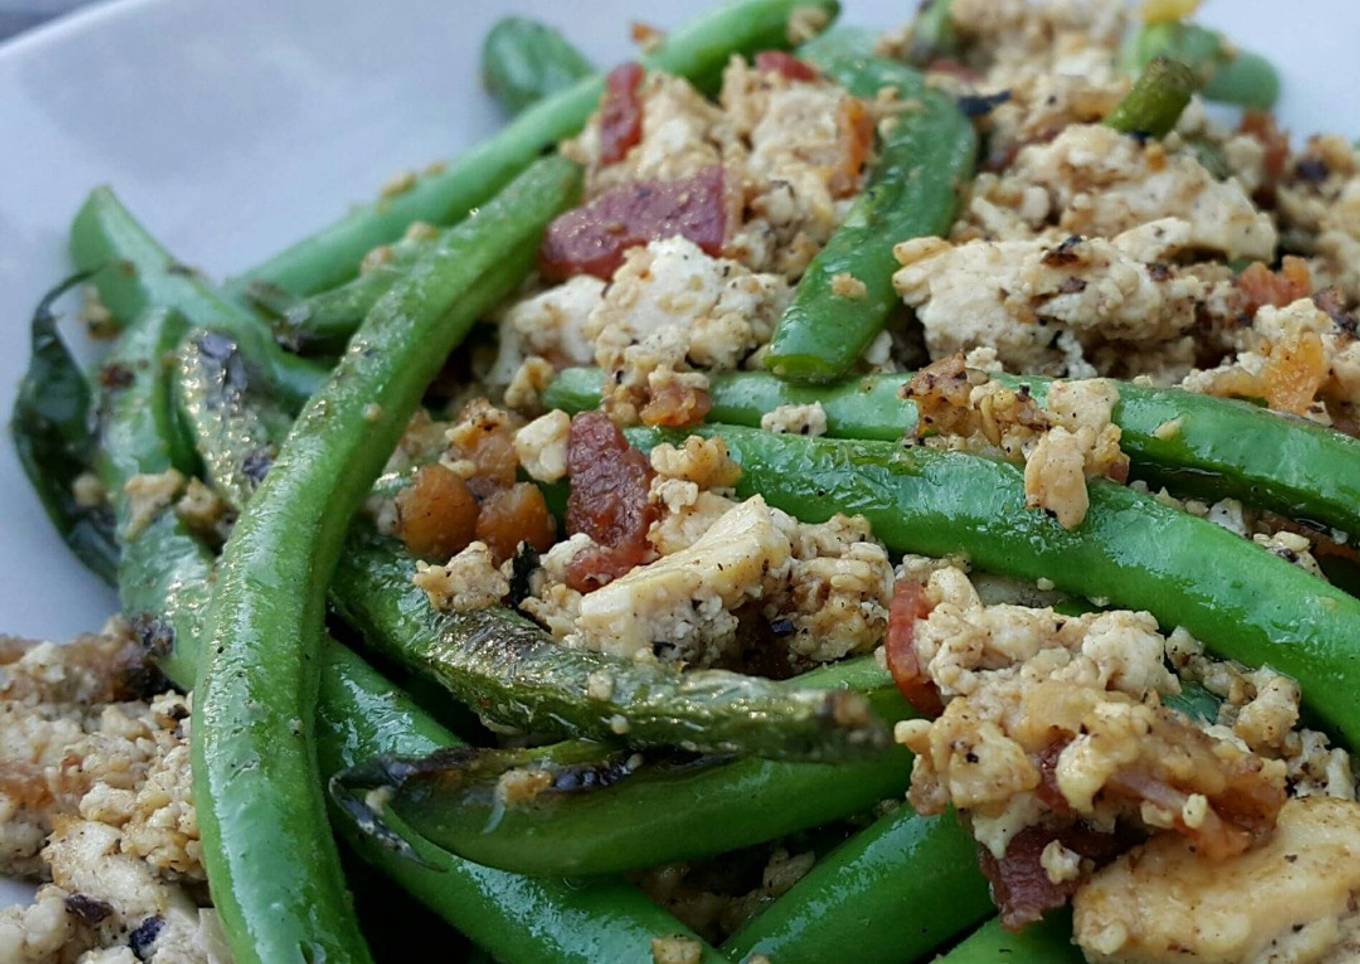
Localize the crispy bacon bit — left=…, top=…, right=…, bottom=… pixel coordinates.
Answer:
left=884, top=579, right=944, bottom=717
left=539, top=166, right=727, bottom=281
left=1237, top=256, right=1312, bottom=317
left=979, top=824, right=1128, bottom=930
left=1034, top=740, right=1074, bottom=817
left=476, top=482, right=557, bottom=565
left=1240, top=111, right=1290, bottom=183
left=396, top=464, right=480, bottom=561
left=564, top=411, right=658, bottom=591
left=1100, top=709, right=1286, bottom=860
left=600, top=62, right=645, bottom=166
left=754, top=50, right=819, bottom=82
left=1261, top=329, right=1328, bottom=416
left=831, top=98, right=876, bottom=197
left=639, top=382, right=712, bottom=428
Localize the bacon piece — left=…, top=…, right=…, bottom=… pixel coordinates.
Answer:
left=1033, top=740, right=1074, bottom=818
left=1099, top=708, right=1286, bottom=860
left=539, top=166, right=727, bottom=281
left=600, top=62, right=645, bottom=166
left=1240, top=111, right=1290, bottom=183
left=884, top=579, right=944, bottom=717
left=978, top=823, right=1128, bottom=931
left=564, top=411, right=658, bottom=591
left=754, top=50, right=819, bottom=82
left=1237, top=256, right=1312, bottom=317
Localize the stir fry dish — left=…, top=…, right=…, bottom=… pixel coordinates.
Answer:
left=6, top=0, right=1360, bottom=961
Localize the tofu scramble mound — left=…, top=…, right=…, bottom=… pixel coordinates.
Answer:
left=0, top=625, right=228, bottom=964
left=888, top=561, right=1359, bottom=959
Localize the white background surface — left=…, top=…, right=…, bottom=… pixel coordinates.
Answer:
left=0, top=0, right=1356, bottom=907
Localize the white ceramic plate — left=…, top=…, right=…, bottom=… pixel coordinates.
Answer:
left=0, top=0, right=1355, bottom=910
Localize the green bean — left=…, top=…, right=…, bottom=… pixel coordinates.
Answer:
left=231, top=0, right=840, bottom=298
left=1105, top=56, right=1198, bottom=139
left=904, top=0, right=958, bottom=67
left=1125, top=21, right=1279, bottom=110
left=939, top=913, right=1081, bottom=962
left=549, top=367, right=1360, bottom=539
left=482, top=16, right=595, bottom=116
left=69, top=187, right=328, bottom=407
left=333, top=525, right=887, bottom=761
left=265, top=212, right=549, bottom=353
left=763, top=49, right=976, bottom=383
left=626, top=425, right=1360, bottom=750
left=331, top=656, right=912, bottom=877
left=91, top=314, right=717, bottom=964
left=1163, top=680, right=1221, bottom=725
left=544, top=366, right=916, bottom=442
left=261, top=241, right=425, bottom=352
left=993, top=373, right=1360, bottom=540
left=1187, top=135, right=1232, bottom=179
left=92, top=307, right=217, bottom=690
left=318, top=648, right=725, bottom=964
left=173, top=331, right=292, bottom=508
left=722, top=809, right=990, bottom=963
left=10, top=274, right=122, bottom=584
left=192, top=157, right=580, bottom=964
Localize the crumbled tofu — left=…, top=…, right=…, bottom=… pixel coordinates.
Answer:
left=894, top=222, right=1204, bottom=378
left=514, top=410, right=571, bottom=483
left=503, top=355, right=556, bottom=415
left=502, top=275, right=606, bottom=368
left=72, top=472, right=106, bottom=509
left=1023, top=380, right=1126, bottom=529
left=0, top=628, right=225, bottom=964
left=122, top=470, right=186, bottom=540
left=586, top=237, right=788, bottom=423
left=1075, top=798, right=1360, bottom=963
left=647, top=479, right=739, bottom=556
left=519, top=533, right=594, bottom=640
left=571, top=497, right=792, bottom=663
left=651, top=936, right=704, bottom=964
left=830, top=272, right=868, bottom=300
left=1007, top=124, right=1278, bottom=260
left=904, top=360, right=1127, bottom=528
left=760, top=402, right=828, bottom=437
left=413, top=542, right=510, bottom=612
left=174, top=479, right=229, bottom=540
left=772, top=515, right=895, bottom=662
left=1040, top=839, right=1082, bottom=885
left=650, top=435, right=743, bottom=490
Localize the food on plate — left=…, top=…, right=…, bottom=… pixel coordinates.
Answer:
left=6, top=0, right=1360, bottom=960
